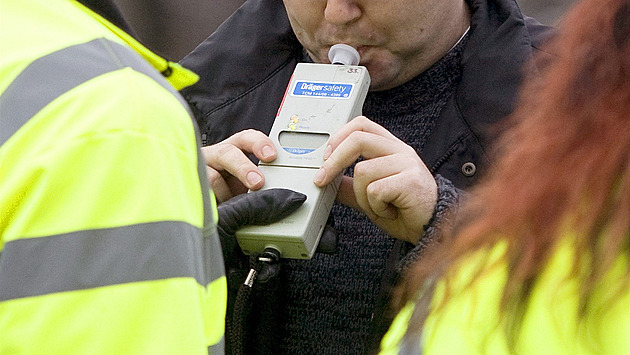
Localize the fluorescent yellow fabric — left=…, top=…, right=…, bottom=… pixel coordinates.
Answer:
left=0, top=279, right=218, bottom=354
left=206, top=276, right=228, bottom=345
left=381, top=241, right=630, bottom=354
left=0, top=0, right=225, bottom=352
left=1, top=70, right=203, bottom=241
left=380, top=302, right=415, bottom=355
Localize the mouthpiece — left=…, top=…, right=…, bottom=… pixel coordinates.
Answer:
left=328, top=44, right=360, bottom=66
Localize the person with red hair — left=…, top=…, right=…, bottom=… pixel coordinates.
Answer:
left=381, top=0, right=630, bottom=352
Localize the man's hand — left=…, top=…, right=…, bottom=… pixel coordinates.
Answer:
left=202, top=130, right=277, bottom=203
left=312, top=116, right=437, bottom=244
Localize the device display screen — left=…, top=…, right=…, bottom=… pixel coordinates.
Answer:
left=278, top=131, right=329, bottom=155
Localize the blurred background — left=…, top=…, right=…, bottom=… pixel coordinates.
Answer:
left=112, top=0, right=581, bottom=61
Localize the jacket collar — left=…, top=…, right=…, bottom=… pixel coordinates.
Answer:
left=73, top=0, right=198, bottom=90
left=456, top=0, right=538, bottom=148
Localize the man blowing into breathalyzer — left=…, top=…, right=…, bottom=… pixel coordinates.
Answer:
left=180, top=0, right=554, bottom=353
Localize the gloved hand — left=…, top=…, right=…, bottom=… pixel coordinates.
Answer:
left=216, top=188, right=306, bottom=283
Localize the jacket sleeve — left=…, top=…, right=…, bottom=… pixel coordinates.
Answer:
left=398, top=175, right=462, bottom=273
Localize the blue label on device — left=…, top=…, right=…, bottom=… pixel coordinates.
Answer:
left=292, top=81, right=353, bottom=98
left=283, top=147, right=315, bottom=155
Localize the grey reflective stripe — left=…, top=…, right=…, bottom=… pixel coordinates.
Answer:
left=0, top=221, right=224, bottom=302
left=399, top=338, right=423, bottom=355
left=208, top=336, right=225, bottom=354
left=192, top=96, right=224, bottom=279
left=184, top=57, right=223, bottom=277
left=203, top=225, right=225, bottom=287
left=102, top=37, right=194, bottom=114
left=0, top=38, right=188, bottom=146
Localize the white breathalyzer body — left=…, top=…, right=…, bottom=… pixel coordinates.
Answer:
left=235, top=44, right=371, bottom=259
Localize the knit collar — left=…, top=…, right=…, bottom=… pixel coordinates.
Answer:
left=363, top=32, right=470, bottom=117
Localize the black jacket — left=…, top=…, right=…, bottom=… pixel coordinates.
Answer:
left=181, top=0, right=552, bottom=188
left=181, top=0, right=553, bottom=353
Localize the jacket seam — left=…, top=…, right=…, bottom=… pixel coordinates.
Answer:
left=430, top=135, right=466, bottom=174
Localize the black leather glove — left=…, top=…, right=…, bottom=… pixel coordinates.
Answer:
left=217, top=188, right=306, bottom=236
left=216, top=188, right=306, bottom=283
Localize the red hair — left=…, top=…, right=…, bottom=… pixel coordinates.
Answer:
left=400, top=0, right=630, bottom=343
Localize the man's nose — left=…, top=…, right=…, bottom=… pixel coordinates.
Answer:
left=324, top=0, right=362, bottom=26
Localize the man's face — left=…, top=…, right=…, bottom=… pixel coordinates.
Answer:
left=283, top=0, right=469, bottom=91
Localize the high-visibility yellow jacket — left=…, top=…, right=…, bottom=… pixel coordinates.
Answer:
left=380, top=239, right=630, bottom=354
left=0, top=0, right=226, bottom=353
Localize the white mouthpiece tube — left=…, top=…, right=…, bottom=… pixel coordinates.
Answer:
left=328, top=44, right=360, bottom=66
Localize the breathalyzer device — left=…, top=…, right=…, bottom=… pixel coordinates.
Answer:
left=235, top=44, right=371, bottom=259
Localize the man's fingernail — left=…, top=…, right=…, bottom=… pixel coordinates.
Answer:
left=313, top=167, right=325, bottom=184
left=262, top=145, right=275, bottom=159
left=247, top=171, right=263, bottom=186
left=323, top=145, right=332, bottom=160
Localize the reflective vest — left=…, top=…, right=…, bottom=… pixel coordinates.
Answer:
left=0, top=0, right=226, bottom=353
left=380, top=240, right=630, bottom=354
